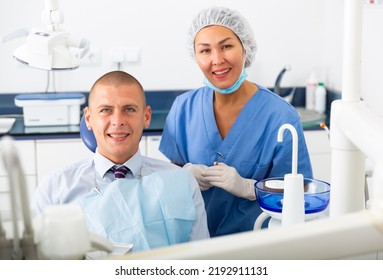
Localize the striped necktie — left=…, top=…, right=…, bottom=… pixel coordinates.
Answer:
left=109, top=165, right=129, bottom=179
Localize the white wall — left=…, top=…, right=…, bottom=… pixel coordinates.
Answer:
left=0, top=0, right=344, bottom=94
left=323, top=0, right=344, bottom=91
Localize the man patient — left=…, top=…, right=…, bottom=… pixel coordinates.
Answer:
left=31, top=70, right=210, bottom=252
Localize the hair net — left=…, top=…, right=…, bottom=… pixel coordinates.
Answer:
left=187, top=6, right=257, bottom=68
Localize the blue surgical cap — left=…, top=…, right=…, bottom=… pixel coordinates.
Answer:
left=187, top=6, right=257, bottom=68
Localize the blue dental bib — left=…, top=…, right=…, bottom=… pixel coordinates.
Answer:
left=76, top=169, right=196, bottom=252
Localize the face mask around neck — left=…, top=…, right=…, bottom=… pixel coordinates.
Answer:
left=203, top=68, right=248, bottom=95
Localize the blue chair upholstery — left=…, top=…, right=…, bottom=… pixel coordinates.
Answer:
left=79, top=115, right=97, bottom=153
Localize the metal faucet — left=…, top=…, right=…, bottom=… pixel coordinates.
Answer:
left=274, top=65, right=295, bottom=103
left=274, top=65, right=291, bottom=96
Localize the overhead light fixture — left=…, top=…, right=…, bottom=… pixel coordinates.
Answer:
left=2, top=0, right=89, bottom=71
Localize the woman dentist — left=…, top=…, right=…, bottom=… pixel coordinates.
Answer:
left=160, top=6, right=313, bottom=237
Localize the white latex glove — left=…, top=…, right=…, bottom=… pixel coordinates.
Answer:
left=202, top=162, right=256, bottom=200
left=183, top=163, right=213, bottom=191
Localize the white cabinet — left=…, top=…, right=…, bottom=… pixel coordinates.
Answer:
left=35, top=138, right=94, bottom=183
left=304, top=130, right=331, bottom=183
left=0, top=139, right=36, bottom=177
left=139, top=136, right=147, bottom=156
left=146, top=135, right=170, bottom=162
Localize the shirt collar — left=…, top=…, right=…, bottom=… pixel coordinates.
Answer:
left=94, top=148, right=143, bottom=179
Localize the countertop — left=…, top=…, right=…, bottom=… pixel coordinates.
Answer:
left=0, top=90, right=183, bottom=140
left=0, top=88, right=332, bottom=140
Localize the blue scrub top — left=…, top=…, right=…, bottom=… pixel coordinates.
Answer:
left=160, top=85, right=313, bottom=237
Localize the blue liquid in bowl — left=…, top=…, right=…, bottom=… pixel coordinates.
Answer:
left=255, top=177, right=330, bottom=214
left=258, top=193, right=329, bottom=214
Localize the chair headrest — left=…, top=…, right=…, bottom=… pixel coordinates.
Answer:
left=80, top=115, right=97, bottom=153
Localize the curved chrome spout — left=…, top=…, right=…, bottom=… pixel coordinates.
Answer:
left=274, top=65, right=291, bottom=96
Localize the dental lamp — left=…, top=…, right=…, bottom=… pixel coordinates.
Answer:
left=2, top=0, right=89, bottom=71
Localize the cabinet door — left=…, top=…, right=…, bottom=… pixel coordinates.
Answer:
left=139, top=136, right=147, bottom=156
left=304, top=130, right=331, bottom=182
left=0, top=139, right=36, bottom=176
left=146, top=135, right=169, bottom=162
left=36, top=138, right=93, bottom=183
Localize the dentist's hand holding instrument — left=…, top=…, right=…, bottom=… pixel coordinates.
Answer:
left=202, top=162, right=256, bottom=200
left=183, top=163, right=213, bottom=191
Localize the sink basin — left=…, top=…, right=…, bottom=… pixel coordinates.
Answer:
left=269, top=87, right=327, bottom=128
left=296, top=107, right=326, bottom=128
left=296, top=107, right=326, bottom=122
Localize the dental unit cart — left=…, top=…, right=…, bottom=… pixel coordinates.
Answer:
left=14, top=93, right=85, bottom=126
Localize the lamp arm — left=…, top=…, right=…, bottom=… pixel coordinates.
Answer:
left=41, top=0, right=64, bottom=31
left=2, top=28, right=29, bottom=43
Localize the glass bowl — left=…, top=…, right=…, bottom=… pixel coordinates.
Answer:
left=255, top=177, right=330, bottom=220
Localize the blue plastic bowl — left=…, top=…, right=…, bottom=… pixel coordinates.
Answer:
left=255, top=177, right=330, bottom=215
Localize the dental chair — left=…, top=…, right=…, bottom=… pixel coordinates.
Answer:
left=79, top=115, right=96, bottom=152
